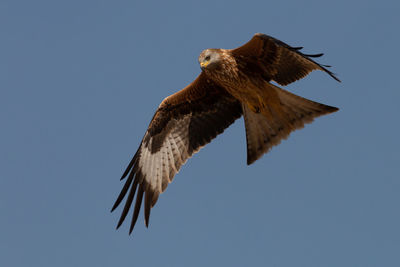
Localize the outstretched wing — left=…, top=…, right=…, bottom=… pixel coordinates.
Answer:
left=111, top=72, right=242, bottom=234
left=231, top=33, right=340, bottom=85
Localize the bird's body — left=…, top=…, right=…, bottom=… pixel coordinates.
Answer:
left=203, top=51, right=261, bottom=110
left=111, top=33, right=340, bottom=234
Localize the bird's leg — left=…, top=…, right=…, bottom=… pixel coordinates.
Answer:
left=248, top=95, right=267, bottom=113
left=247, top=102, right=261, bottom=113
left=257, top=94, right=266, bottom=109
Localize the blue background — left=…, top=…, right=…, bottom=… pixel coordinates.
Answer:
left=1, top=1, right=399, bottom=266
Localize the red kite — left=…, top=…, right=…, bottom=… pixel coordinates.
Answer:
left=111, top=33, right=340, bottom=234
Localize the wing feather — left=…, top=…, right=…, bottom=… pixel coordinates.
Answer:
left=167, top=138, right=179, bottom=174
left=112, top=72, right=242, bottom=233
left=231, top=33, right=340, bottom=85
left=129, top=183, right=144, bottom=234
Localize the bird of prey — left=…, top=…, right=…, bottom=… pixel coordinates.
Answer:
left=111, top=33, right=340, bottom=234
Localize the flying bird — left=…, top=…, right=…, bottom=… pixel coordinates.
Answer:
left=111, top=33, right=340, bottom=234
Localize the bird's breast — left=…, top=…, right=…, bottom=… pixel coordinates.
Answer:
left=208, top=69, right=257, bottom=100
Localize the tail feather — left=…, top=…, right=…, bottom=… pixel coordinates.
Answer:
left=243, top=84, right=338, bottom=165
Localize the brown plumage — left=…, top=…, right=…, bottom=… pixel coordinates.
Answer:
left=111, top=33, right=340, bottom=234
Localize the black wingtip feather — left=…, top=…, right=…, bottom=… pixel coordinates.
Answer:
left=319, top=65, right=341, bottom=83
left=121, top=150, right=140, bottom=180
left=116, top=179, right=138, bottom=229
left=111, top=171, right=135, bottom=212
left=304, top=52, right=324, bottom=58
left=144, top=190, right=153, bottom=228
left=129, top=183, right=145, bottom=234
left=328, top=71, right=341, bottom=83
left=333, top=75, right=341, bottom=83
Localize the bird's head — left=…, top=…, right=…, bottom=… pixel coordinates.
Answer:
left=198, top=49, right=221, bottom=71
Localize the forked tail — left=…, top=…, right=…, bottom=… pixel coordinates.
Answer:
left=242, top=84, right=338, bottom=165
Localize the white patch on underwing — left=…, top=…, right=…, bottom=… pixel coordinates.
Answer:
left=137, top=115, right=191, bottom=193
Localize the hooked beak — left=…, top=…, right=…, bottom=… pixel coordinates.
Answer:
left=200, top=61, right=209, bottom=69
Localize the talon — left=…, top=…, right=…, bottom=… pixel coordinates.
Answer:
left=249, top=104, right=261, bottom=113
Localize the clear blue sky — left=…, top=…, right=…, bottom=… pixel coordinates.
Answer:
left=1, top=1, right=399, bottom=266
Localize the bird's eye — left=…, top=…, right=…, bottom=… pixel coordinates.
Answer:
left=205, top=56, right=210, bottom=61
